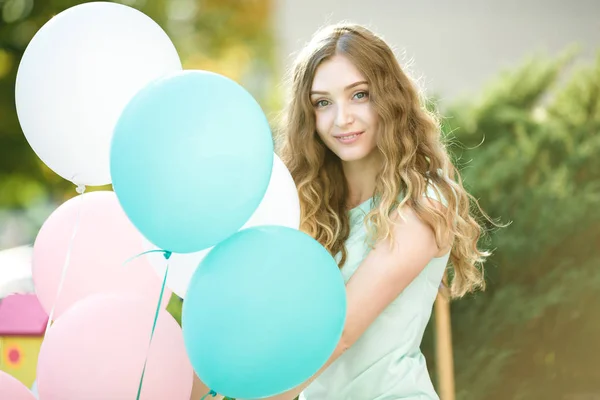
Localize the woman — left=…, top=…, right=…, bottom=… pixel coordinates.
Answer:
left=271, top=23, right=490, bottom=400
left=190, top=23, right=491, bottom=400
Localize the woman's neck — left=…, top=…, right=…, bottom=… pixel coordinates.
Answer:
left=342, top=151, right=382, bottom=209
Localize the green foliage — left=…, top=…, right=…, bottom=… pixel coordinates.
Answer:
left=422, top=51, right=600, bottom=399
left=166, top=293, right=183, bottom=326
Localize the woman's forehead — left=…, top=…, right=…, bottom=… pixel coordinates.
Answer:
left=311, top=54, right=367, bottom=93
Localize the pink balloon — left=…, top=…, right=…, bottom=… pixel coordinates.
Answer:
left=0, top=371, right=36, bottom=400
left=36, top=293, right=193, bottom=400
left=32, top=191, right=171, bottom=319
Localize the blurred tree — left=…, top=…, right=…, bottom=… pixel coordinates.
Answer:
left=421, top=51, right=600, bottom=399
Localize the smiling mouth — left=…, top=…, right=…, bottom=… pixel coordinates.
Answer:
left=334, top=131, right=364, bottom=143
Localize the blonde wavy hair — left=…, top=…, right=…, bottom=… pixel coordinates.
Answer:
left=276, top=23, right=491, bottom=298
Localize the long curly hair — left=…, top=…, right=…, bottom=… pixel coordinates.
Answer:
left=276, top=23, right=491, bottom=298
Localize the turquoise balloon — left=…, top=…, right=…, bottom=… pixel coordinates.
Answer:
left=110, top=71, right=273, bottom=253
left=182, top=226, right=347, bottom=399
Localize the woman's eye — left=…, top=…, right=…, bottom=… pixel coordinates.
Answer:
left=315, top=99, right=330, bottom=108
left=354, top=91, right=369, bottom=100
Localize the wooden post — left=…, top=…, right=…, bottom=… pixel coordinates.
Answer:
left=434, top=275, right=455, bottom=400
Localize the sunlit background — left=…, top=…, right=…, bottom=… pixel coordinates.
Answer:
left=1, top=1, right=599, bottom=399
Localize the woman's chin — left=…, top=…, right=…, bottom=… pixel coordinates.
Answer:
left=336, top=148, right=377, bottom=164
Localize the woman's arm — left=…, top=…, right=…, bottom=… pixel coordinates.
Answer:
left=190, top=373, right=224, bottom=400
left=258, top=199, right=451, bottom=400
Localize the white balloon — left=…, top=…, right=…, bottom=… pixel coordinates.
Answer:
left=145, top=154, right=301, bottom=298
left=244, top=154, right=301, bottom=230
left=15, top=2, right=182, bottom=186
left=144, top=248, right=209, bottom=299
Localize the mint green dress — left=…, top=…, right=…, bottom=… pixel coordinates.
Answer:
left=301, top=186, right=448, bottom=400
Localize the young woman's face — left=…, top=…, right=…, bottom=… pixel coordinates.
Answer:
left=310, top=54, right=379, bottom=163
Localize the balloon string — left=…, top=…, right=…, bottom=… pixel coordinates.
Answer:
left=135, top=251, right=171, bottom=400
left=200, top=389, right=217, bottom=400
left=43, top=186, right=86, bottom=335
left=122, top=248, right=172, bottom=266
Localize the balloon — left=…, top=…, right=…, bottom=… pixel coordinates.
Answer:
left=242, top=154, right=300, bottom=230
left=15, top=2, right=181, bottom=186
left=36, top=293, right=193, bottom=400
left=145, top=153, right=300, bottom=298
left=31, top=380, right=38, bottom=399
left=182, top=226, right=346, bottom=399
left=0, top=371, right=36, bottom=400
left=111, top=70, right=274, bottom=253
left=32, top=191, right=170, bottom=319
left=144, top=248, right=209, bottom=300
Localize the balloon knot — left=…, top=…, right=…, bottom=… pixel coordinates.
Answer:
left=200, top=389, right=217, bottom=399
left=163, top=251, right=172, bottom=260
